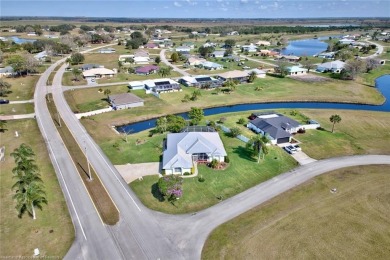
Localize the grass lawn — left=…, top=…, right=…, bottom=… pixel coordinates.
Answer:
left=292, top=110, right=390, bottom=159
left=129, top=132, right=297, bottom=214
left=0, top=75, right=39, bottom=100
left=0, top=103, right=34, bottom=115
left=202, top=165, right=390, bottom=260
left=0, top=119, right=74, bottom=257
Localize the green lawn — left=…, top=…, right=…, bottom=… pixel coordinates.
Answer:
left=0, top=103, right=34, bottom=115
left=202, top=165, right=390, bottom=260
left=130, top=133, right=297, bottom=214
left=0, top=75, right=39, bottom=100
left=0, top=120, right=74, bottom=257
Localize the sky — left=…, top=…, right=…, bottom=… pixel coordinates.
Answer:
left=1, top=0, right=389, bottom=19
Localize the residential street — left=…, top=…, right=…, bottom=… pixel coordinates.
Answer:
left=33, top=45, right=390, bottom=259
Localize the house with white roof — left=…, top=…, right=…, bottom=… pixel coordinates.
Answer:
left=82, top=68, right=116, bottom=79
left=241, top=44, right=257, bottom=53
left=176, top=46, right=191, bottom=53
left=186, top=57, right=206, bottom=66
left=316, top=60, right=345, bottom=73
left=218, top=70, right=249, bottom=82
left=179, top=75, right=222, bottom=88
left=255, top=40, right=271, bottom=46
left=142, top=78, right=181, bottom=94
left=34, top=51, right=48, bottom=61
left=285, top=66, right=306, bottom=76
left=0, top=66, right=15, bottom=78
left=162, top=127, right=227, bottom=175
left=244, top=68, right=267, bottom=78
left=108, top=93, right=144, bottom=110
left=210, top=50, right=225, bottom=58
left=128, top=81, right=145, bottom=90
left=198, top=61, right=223, bottom=70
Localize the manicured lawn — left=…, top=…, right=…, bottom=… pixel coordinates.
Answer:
left=202, top=165, right=390, bottom=260
left=0, top=120, right=74, bottom=257
left=130, top=133, right=297, bottom=214
left=0, top=75, right=39, bottom=100
left=0, top=103, right=34, bottom=115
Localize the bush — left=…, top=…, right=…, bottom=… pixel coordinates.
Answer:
left=237, top=118, right=246, bottom=125
left=230, top=127, right=242, bottom=137
left=297, top=128, right=306, bottom=133
left=219, top=117, right=226, bottom=124
left=224, top=156, right=230, bottom=163
left=209, top=159, right=219, bottom=169
left=183, top=172, right=191, bottom=176
left=198, top=175, right=205, bottom=182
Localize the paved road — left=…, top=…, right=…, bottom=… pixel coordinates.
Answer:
left=35, top=44, right=390, bottom=259
left=239, top=54, right=278, bottom=67
left=362, top=40, right=385, bottom=59
left=160, top=49, right=190, bottom=76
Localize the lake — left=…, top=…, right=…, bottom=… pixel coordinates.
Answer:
left=116, top=75, right=390, bottom=134
left=8, top=36, right=36, bottom=44
left=281, top=38, right=328, bottom=56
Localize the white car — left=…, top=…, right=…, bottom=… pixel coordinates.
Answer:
left=292, top=144, right=302, bottom=151
left=284, top=145, right=297, bottom=154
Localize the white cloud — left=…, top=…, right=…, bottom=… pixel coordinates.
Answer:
left=173, top=1, right=182, bottom=7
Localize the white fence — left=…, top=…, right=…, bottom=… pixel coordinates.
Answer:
left=300, top=123, right=321, bottom=130
left=215, top=123, right=250, bottom=144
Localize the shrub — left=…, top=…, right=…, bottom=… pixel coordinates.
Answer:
left=183, top=172, right=191, bottom=176
left=209, top=159, right=219, bottom=169
left=230, top=127, right=242, bottom=137
left=219, top=117, right=226, bottom=124
left=237, top=118, right=246, bottom=125
left=290, top=110, right=298, bottom=116
left=198, top=175, right=205, bottom=182
left=158, top=175, right=183, bottom=200
left=224, top=156, right=230, bottom=163
left=297, top=128, right=306, bottom=133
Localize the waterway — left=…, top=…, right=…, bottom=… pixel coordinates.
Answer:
left=116, top=74, right=390, bottom=134
left=281, top=38, right=328, bottom=56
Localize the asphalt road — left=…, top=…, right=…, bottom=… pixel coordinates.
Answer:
left=160, top=49, right=190, bottom=76
left=34, top=44, right=390, bottom=259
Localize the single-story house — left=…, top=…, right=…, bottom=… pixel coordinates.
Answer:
left=316, top=60, right=345, bottom=73
left=218, top=70, right=249, bottom=82
left=245, top=68, right=267, bottom=78
left=134, top=56, right=150, bottom=64
left=80, top=64, right=104, bottom=71
left=143, top=78, right=181, bottom=94
left=135, top=65, right=159, bottom=75
left=221, top=55, right=241, bottom=62
left=210, top=50, right=225, bottom=58
left=241, top=44, right=257, bottom=52
left=285, top=66, right=306, bottom=75
left=227, top=31, right=239, bottom=36
left=82, top=68, right=116, bottom=78
left=259, top=49, right=279, bottom=57
left=108, top=93, right=144, bottom=110
left=98, top=48, right=116, bottom=54
left=182, top=42, right=195, bottom=49
left=339, top=39, right=355, bottom=44
left=27, top=32, right=36, bottom=36
left=203, top=42, right=216, bottom=48
left=144, top=43, right=159, bottom=49
left=162, top=127, right=227, bottom=175
left=186, top=57, right=206, bottom=66
left=247, top=113, right=301, bottom=144
left=34, top=51, right=48, bottom=61
left=118, top=54, right=135, bottom=62
left=316, top=52, right=335, bottom=59
left=198, top=61, right=223, bottom=70
left=176, top=46, right=191, bottom=53
left=256, top=40, right=271, bottom=46
left=276, top=55, right=301, bottom=62
left=179, top=75, right=222, bottom=88
left=128, top=81, right=145, bottom=90
left=0, top=66, right=15, bottom=78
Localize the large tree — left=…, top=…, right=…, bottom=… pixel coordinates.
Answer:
left=6, top=55, right=26, bottom=76
left=188, top=107, right=204, bottom=125
left=170, top=52, right=179, bottom=63
left=158, top=66, right=172, bottom=78
left=342, top=59, right=365, bottom=80
left=246, top=134, right=270, bottom=163
left=13, top=182, right=47, bottom=220
left=0, top=79, right=12, bottom=97
left=69, top=53, right=85, bottom=65
left=364, top=58, right=380, bottom=73
left=224, top=39, right=236, bottom=48
left=300, top=57, right=316, bottom=72
left=72, top=68, right=82, bottom=81
left=329, top=114, right=342, bottom=133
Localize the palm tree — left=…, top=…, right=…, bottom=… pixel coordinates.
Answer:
left=248, top=71, right=257, bottom=83
left=0, top=119, right=7, bottom=132
left=13, top=182, right=47, bottom=219
left=10, top=143, right=35, bottom=165
left=158, top=67, right=172, bottom=78
left=72, top=68, right=82, bottom=81
left=103, top=89, right=111, bottom=99
left=246, top=134, right=270, bottom=163
left=329, top=114, right=342, bottom=133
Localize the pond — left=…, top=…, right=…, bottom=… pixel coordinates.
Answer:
left=7, top=36, right=36, bottom=44
left=281, top=38, right=328, bottom=56
left=116, top=75, right=390, bottom=134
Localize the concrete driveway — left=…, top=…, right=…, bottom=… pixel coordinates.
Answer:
left=115, top=162, right=161, bottom=183
left=278, top=143, right=317, bottom=165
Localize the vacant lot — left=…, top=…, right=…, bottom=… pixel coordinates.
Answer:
left=202, top=165, right=390, bottom=260
left=0, top=120, right=74, bottom=257
left=0, top=75, right=39, bottom=100
left=0, top=103, right=34, bottom=115
left=130, top=133, right=297, bottom=214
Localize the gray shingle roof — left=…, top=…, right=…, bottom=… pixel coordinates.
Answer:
left=109, top=93, right=143, bottom=106
left=250, top=115, right=300, bottom=139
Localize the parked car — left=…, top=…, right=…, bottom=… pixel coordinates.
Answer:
left=284, top=145, right=297, bottom=154
left=0, top=99, right=10, bottom=104
left=293, top=144, right=302, bottom=151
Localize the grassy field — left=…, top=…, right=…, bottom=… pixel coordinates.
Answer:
left=0, top=75, right=39, bottom=100
left=0, top=103, right=34, bottom=115
left=130, top=133, right=297, bottom=214
left=0, top=119, right=74, bottom=257
left=202, top=165, right=390, bottom=260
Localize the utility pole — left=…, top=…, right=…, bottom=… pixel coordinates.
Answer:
left=57, top=113, right=61, bottom=127
left=84, top=140, right=93, bottom=181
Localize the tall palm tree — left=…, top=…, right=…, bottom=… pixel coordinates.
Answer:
left=246, top=134, right=270, bottom=163
left=329, top=114, right=342, bottom=133
left=10, top=143, right=35, bottom=165
left=13, top=182, right=47, bottom=220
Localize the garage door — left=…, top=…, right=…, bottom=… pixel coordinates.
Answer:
left=277, top=137, right=290, bottom=144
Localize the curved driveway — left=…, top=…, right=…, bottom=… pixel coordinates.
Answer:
left=35, top=45, right=390, bottom=259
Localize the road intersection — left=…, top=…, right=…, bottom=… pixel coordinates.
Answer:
left=32, top=45, right=390, bottom=259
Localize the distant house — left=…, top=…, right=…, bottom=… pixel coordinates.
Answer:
left=244, top=68, right=267, bottom=78
left=27, top=32, right=36, bottom=36
left=179, top=75, right=222, bottom=88
left=203, top=42, right=216, bottom=48
left=80, top=64, right=104, bottom=71
left=162, top=127, right=227, bottom=175
left=255, top=40, right=271, bottom=46
left=143, top=78, right=181, bottom=94
left=227, top=31, right=239, bottom=36
left=339, top=39, right=355, bottom=45
left=285, top=66, right=306, bottom=76
left=135, top=65, right=159, bottom=75
left=218, top=70, right=249, bottom=82
left=108, top=93, right=144, bottom=110
left=176, top=46, right=191, bottom=53
left=134, top=57, right=150, bottom=64
left=241, top=44, right=257, bottom=53
left=119, top=54, right=135, bottom=63
left=0, top=66, right=15, bottom=78
left=82, top=68, right=116, bottom=79
left=198, top=61, right=223, bottom=70
left=134, top=50, right=149, bottom=57
left=182, top=42, right=195, bottom=49
left=259, top=49, right=279, bottom=57
left=247, top=113, right=301, bottom=144
left=128, top=81, right=145, bottom=90
left=34, top=51, right=48, bottom=61
left=186, top=57, right=206, bottom=66
left=276, top=55, right=301, bottom=62
left=144, top=43, right=159, bottom=49
left=316, top=60, right=345, bottom=73
left=98, top=48, right=116, bottom=54
left=210, top=50, right=225, bottom=58
left=316, top=52, right=335, bottom=59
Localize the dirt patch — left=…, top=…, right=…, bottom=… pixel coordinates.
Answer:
left=290, top=74, right=330, bottom=82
